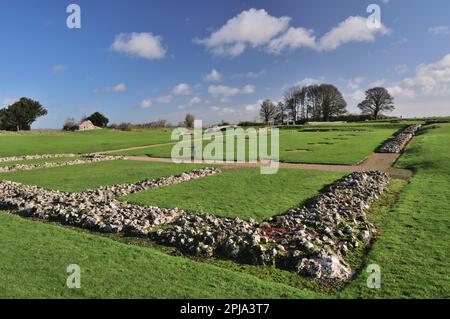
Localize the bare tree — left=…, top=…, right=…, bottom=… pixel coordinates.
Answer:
left=318, top=84, right=347, bottom=121
left=275, top=101, right=287, bottom=124
left=184, top=113, right=195, bottom=128
left=358, top=87, right=395, bottom=119
left=259, top=100, right=277, bottom=124
left=283, top=86, right=303, bottom=122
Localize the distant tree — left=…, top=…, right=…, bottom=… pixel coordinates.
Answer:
left=62, top=117, right=79, bottom=131
left=0, top=97, right=47, bottom=131
left=86, top=112, right=109, bottom=127
left=358, top=87, right=395, bottom=119
left=302, top=85, right=322, bottom=121
left=259, top=100, right=277, bottom=124
left=184, top=113, right=195, bottom=128
left=318, top=84, right=347, bottom=121
left=283, top=86, right=303, bottom=122
left=275, top=101, right=288, bottom=124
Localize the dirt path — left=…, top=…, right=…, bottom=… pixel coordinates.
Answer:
left=123, top=153, right=412, bottom=180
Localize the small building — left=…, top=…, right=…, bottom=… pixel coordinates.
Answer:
left=78, top=120, right=99, bottom=131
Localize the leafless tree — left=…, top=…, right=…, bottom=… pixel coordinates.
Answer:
left=358, top=87, right=395, bottom=119
left=259, top=100, right=277, bottom=124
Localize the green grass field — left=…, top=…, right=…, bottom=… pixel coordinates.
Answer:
left=0, top=129, right=172, bottom=157
left=117, top=123, right=402, bottom=165
left=0, top=122, right=448, bottom=298
left=122, top=168, right=345, bottom=221
left=338, top=123, right=450, bottom=298
left=0, top=160, right=207, bottom=192
left=0, top=212, right=318, bottom=298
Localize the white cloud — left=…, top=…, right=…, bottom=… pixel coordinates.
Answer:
left=171, top=83, right=193, bottom=95
left=189, top=96, right=202, bottom=105
left=318, top=16, right=390, bottom=51
left=205, top=69, right=222, bottom=82
left=208, top=84, right=256, bottom=99
left=347, top=77, right=365, bottom=90
left=399, top=53, right=450, bottom=96
left=244, top=99, right=263, bottom=113
left=267, top=27, right=316, bottom=54
left=370, top=79, right=386, bottom=87
left=51, top=65, right=68, bottom=73
left=231, top=69, right=266, bottom=79
left=241, top=84, right=256, bottom=94
left=387, top=85, right=416, bottom=99
left=294, top=77, right=321, bottom=87
left=195, top=8, right=290, bottom=57
left=428, top=26, right=449, bottom=35
left=111, top=32, right=166, bottom=59
left=209, top=106, right=238, bottom=115
left=156, top=95, right=173, bottom=103
left=196, top=10, right=390, bottom=56
left=140, top=99, right=153, bottom=108
left=394, top=64, right=408, bottom=74
left=208, top=85, right=241, bottom=98
left=246, top=69, right=266, bottom=78
left=351, top=89, right=366, bottom=101
left=97, top=83, right=126, bottom=93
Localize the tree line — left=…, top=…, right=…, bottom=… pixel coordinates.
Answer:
left=260, top=84, right=395, bottom=124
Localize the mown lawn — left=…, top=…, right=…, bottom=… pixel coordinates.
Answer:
left=122, top=168, right=345, bottom=221
left=338, top=123, right=450, bottom=298
left=0, top=160, right=208, bottom=192
left=0, top=212, right=319, bottom=298
left=0, top=129, right=173, bottom=157
left=117, top=123, right=403, bottom=165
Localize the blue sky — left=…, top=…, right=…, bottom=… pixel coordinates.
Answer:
left=1, top=0, right=449, bottom=128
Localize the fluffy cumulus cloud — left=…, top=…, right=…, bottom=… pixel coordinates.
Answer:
left=318, top=16, right=390, bottom=51
left=97, top=83, right=126, bottom=93
left=208, top=84, right=256, bottom=99
left=171, top=83, right=193, bottom=95
left=267, top=27, right=316, bottom=53
left=156, top=95, right=173, bottom=103
left=241, top=84, right=256, bottom=94
left=140, top=99, right=153, bottom=109
left=347, top=77, right=365, bottom=90
left=195, top=8, right=290, bottom=57
left=205, top=69, right=222, bottom=82
left=111, top=32, right=166, bottom=59
left=196, top=9, right=390, bottom=56
left=189, top=96, right=202, bottom=105
left=350, top=89, right=366, bottom=102
left=387, top=53, right=450, bottom=99
left=208, top=85, right=241, bottom=98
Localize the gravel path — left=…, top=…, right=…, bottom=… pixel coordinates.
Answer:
left=122, top=153, right=412, bottom=180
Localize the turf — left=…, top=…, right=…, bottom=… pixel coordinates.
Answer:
left=122, top=168, right=345, bottom=221
left=0, top=129, right=173, bottom=157
left=0, top=212, right=319, bottom=298
left=116, top=123, right=402, bottom=165
left=338, top=123, right=450, bottom=298
left=0, top=160, right=208, bottom=192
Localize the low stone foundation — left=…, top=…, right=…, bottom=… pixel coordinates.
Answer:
left=0, top=154, right=125, bottom=173
left=377, top=125, right=422, bottom=153
left=0, top=168, right=389, bottom=282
